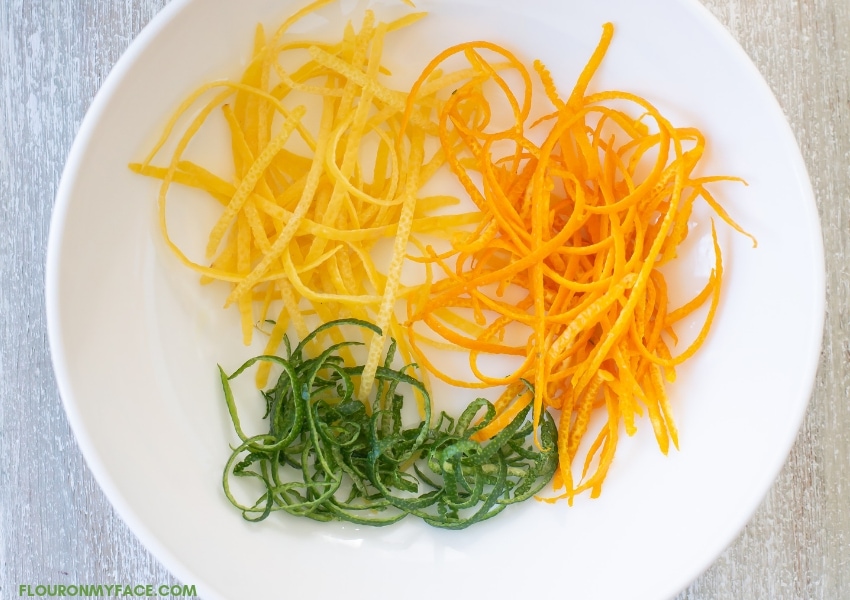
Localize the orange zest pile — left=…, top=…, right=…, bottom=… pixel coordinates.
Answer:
left=402, top=24, right=755, bottom=502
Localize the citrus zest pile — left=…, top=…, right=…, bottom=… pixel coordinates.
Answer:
left=132, top=0, right=755, bottom=510
left=220, top=318, right=557, bottom=529
left=401, top=24, right=755, bottom=501
left=130, top=0, right=482, bottom=390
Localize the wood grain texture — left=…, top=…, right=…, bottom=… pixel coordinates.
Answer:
left=0, top=0, right=178, bottom=594
left=1, top=0, right=847, bottom=598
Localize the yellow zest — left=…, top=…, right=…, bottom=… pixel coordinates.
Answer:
left=131, top=1, right=482, bottom=390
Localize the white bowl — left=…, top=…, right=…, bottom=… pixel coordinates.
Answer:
left=46, top=1, right=824, bottom=599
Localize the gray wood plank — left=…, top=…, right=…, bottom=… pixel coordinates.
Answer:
left=0, top=0, right=178, bottom=595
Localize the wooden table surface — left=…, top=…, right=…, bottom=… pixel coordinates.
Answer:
left=1, top=0, right=848, bottom=598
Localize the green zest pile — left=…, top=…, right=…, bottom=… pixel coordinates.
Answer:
left=219, top=319, right=558, bottom=529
